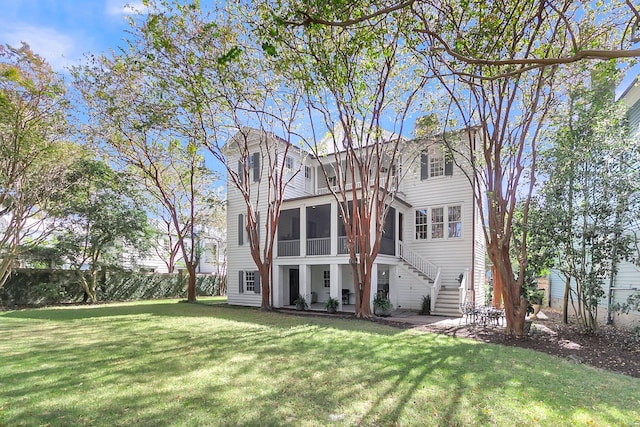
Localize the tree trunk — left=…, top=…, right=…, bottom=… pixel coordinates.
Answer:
left=259, top=267, right=271, bottom=310
left=492, top=265, right=502, bottom=308
left=78, top=273, right=97, bottom=303
left=185, top=264, right=197, bottom=302
left=562, top=275, right=570, bottom=324
left=351, top=251, right=374, bottom=318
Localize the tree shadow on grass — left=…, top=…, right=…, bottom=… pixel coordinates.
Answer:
left=2, top=302, right=639, bottom=426
left=1, top=300, right=403, bottom=336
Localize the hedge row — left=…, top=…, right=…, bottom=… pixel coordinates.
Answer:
left=0, top=268, right=223, bottom=307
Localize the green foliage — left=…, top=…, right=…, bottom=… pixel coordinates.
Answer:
left=420, top=294, right=431, bottom=315
left=612, top=291, right=640, bottom=315
left=0, top=268, right=221, bottom=307
left=373, top=293, right=392, bottom=316
left=293, top=294, right=308, bottom=310
left=325, top=296, right=339, bottom=309
left=0, top=42, right=74, bottom=288
left=535, top=63, right=640, bottom=333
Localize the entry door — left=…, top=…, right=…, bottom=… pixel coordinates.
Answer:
left=289, top=269, right=300, bottom=305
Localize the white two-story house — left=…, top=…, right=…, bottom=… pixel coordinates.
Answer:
left=226, top=127, right=486, bottom=315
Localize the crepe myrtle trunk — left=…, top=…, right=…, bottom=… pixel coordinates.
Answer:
left=490, top=243, right=528, bottom=337
left=185, top=262, right=197, bottom=302
left=259, top=264, right=271, bottom=309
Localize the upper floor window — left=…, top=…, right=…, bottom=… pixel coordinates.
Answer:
left=420, top=147, right=453, bottom=180
left=415, top=205, right=462, bottom=240
left=305, top=166, right=311, bottom=179
left=429, top=151, right=444, bottom=177
left=286, top=156, right=294, bottom=170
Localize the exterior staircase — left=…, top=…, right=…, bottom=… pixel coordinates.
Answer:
left=431, top=287, right=461, bottom=317
left=398, top=242, right=464, bottom=317
left=402, top=261, right=431, bottom=281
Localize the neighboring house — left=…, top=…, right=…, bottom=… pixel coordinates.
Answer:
left=226, top=127, right=486, bottom=315
left=547, top=78, right=640, bottom=327
left=132, top=221, right=227, bottom=275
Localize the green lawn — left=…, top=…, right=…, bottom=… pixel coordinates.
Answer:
left=0, top=299, right=638, bottom=426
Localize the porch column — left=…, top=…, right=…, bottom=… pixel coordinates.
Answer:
left=272, top=265, right=282, bottom=308
left=388, top=264, right=398, bottom=308
left=330, top=263, right=340, bottom=309
left=300, top=205, right=307, bottom=257
left=299, top=264, right=311, bottom=305
left=369, top=263, right=378, bottom=311
left=330, top=200, right=338, bottom=256
left=395, top=209, right=400, bottom=257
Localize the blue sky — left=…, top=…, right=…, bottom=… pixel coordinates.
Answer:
left=0, top=0, right=144, bottom=72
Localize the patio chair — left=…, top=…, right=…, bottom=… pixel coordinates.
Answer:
left=459, top=302, right=479, bottom=325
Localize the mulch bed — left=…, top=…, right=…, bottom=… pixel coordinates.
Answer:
left=413, top=310, right=640, bottom=378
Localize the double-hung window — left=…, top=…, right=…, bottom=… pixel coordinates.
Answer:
left=429, top=150, right=444, bottom=178
left=415, top=209, right=428, bottom=240
left=448, top=206, right=462, bottom=238
left=244, top=271, right=255, bottom=292
left=431, top=207, right=444, bottom=239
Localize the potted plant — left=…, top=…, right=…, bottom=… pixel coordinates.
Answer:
left=293, top=294, right=308, bottom=311
left=325, top=296, right=339, bottom=314
left=420, top=295, right=431, bottom=315
left=373, top=293, right=393, bottom=317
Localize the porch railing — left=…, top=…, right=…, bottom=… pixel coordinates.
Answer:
left=338, top=236, right=360, bottom=254
left=277, top=240, right=300, bottom=257
left=307, top=237, right=330, bottom=255
left=317, top=181, right=361, bottom=195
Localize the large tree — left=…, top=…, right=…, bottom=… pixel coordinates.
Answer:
left=52, top=157, right=152, bottom=303
left=72, top=51, right=219, bottom=302
left=113, top=0, right=306, bottom=309
left=0, top=43, right=75, bottom=288
left=258, top=3, right=426, bottom=317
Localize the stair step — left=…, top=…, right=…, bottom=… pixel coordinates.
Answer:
left=431, top=309, right=461, bottom=317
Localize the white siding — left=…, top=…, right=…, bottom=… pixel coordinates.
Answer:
left=393, top=264, right=431, bottom=310
left=400, top=146, right=476, bottom=289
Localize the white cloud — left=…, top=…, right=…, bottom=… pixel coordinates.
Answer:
left=105, top=0, right=148, bottom=16
left=0, top=23, right=80, bottom=71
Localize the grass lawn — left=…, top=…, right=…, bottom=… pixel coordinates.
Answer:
left=0, top=299, right=638, bottom=426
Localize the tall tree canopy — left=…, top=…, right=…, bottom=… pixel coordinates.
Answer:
left=52, top=157, right=152, bottom=303
left=0, top=43, right=75, bottom=288
left=257, top=2, right=426, bottom=317
left=532, top=63, right=640, bottom=334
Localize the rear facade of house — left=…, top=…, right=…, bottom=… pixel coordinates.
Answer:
left=226, top=128, right=486, bottom=315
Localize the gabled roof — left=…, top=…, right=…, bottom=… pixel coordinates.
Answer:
left=618, top=76, right=640, bottom=108
left=314, top=121, right=405, bottom=156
